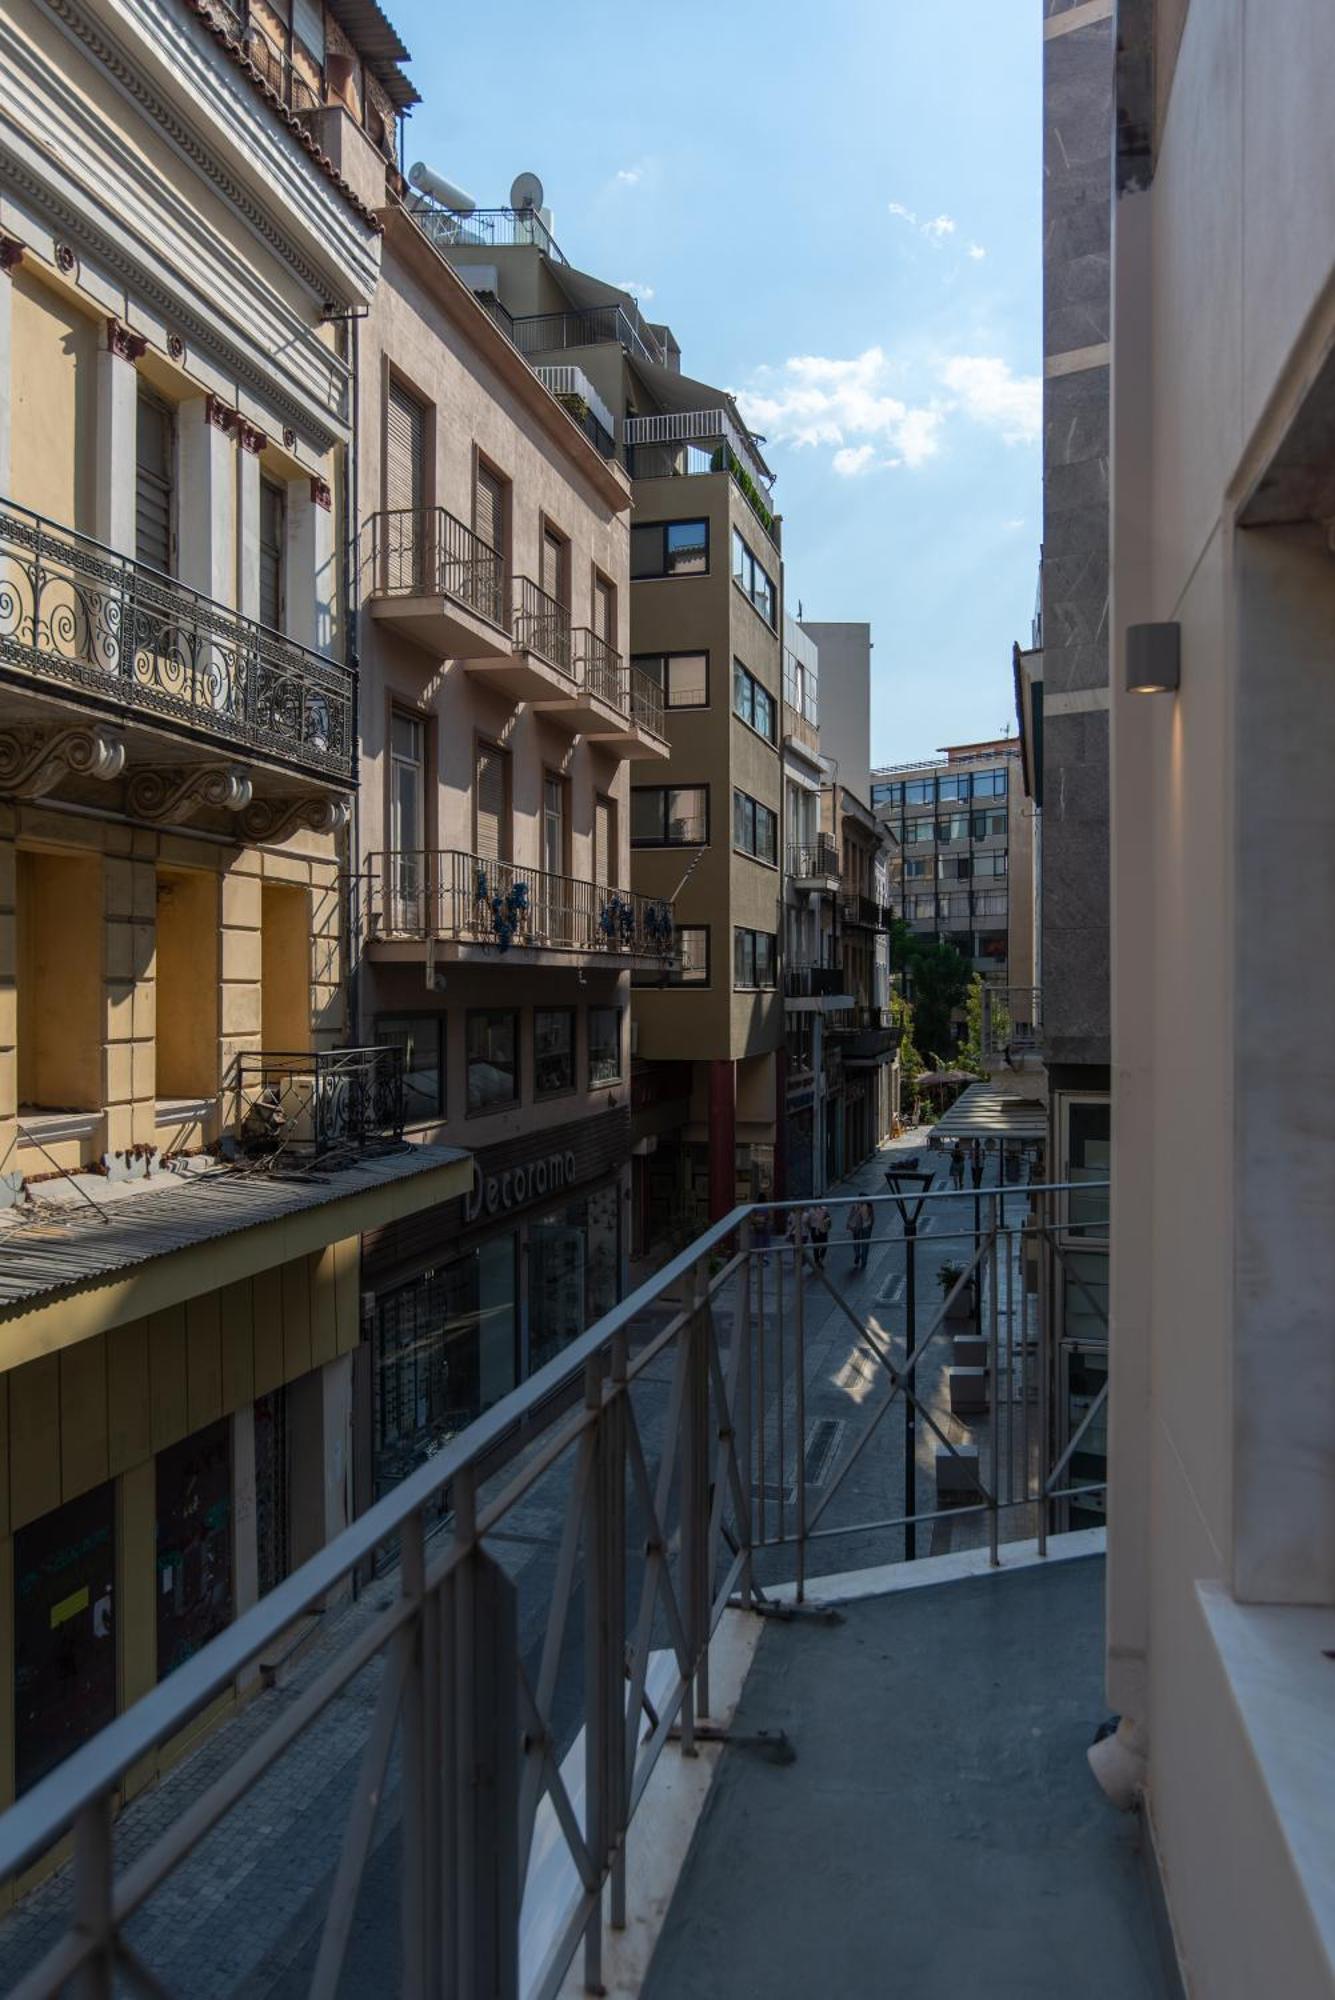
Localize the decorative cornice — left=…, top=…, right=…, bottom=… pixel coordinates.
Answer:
left=239, top=793, right=350, bottom=845
left=106, top=315, right=148, bottom=362
left=310, top=476, right=333, bottom=512
left=0, top=236, right=23, bottom=273
left=0, top=725, right=124, bottom=798
left=205, top=393, right=237, bottom=434
left=38, top=0, right=369, bottom=296
left=237, top=419, right=268, bottom=455
left=126, top=764, right=252, bottom=823
left=0, top=143, right=342, bottom=455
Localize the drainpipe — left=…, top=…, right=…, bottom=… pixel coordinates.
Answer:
left=344, top=309, right=363, bottom=1050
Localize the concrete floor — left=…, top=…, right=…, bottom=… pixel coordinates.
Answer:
left=642, top=1556, right=1173, bottom=2000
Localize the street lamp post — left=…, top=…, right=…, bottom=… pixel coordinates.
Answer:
left=885, top=1165, right=935, bottom=1561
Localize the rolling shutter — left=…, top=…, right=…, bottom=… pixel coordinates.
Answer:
left=541, top=527, right=564, bottom=604
left=136, top=390, right=174, bottom=574
left=594, top=796, right=613, bottom=888
left=385, top=382, right=425, bottom=517
left=475, top=743, right=508, bottom=862
left=593, top=573, right=614, bottom=644
left=474, top=463, right=504, bottom=555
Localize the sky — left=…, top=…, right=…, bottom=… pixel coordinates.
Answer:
left=390, top=0, right=1042, bottom=765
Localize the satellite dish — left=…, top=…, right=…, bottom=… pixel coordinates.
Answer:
left=510, top=171, right=545, bottom=212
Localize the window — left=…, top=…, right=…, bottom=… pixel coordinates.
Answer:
left=905, top=857, right=929, bottom=879
left=475, top=739, right=510, bottom=862
left=466, top=1010, right=518, bottom=1111
left=136, top=387, right=175, bottom=574
left=631, top=518, right=709, bottom=578
left=733, top=660, right=777, bottom=741
left=385, top=379, right=426, bottom=518
left=733, top=928, right=777, bottom=989
left=259, top=478, right=285, bottom=631
left=941, top=853, right=971, bottom=881
left=634, top=926, right=710, bottom=987
left=534, top=1008, right=575, bottom=1096
left=975, top=931, right=1008, bottom=962
left=972, top=768, right=1009, bottom=798
left=592, top=569, right=616, bottom=644
left=906, top=818, right=935, bottom=845
left=292, top=0, right=324, bottom=59
left=375, top=1015, right=444, bottom=1121
left=542, top=770, right=568, bottom=877
left=937, top=774, right=969, bottom=802
left=731, top=530, right=777, bottom=626
left=390, top=711, right=426, bottom=925
left=540, top=521, right=569, bottom=605
left=631, top=785, right=708, bottom=846
left=938, top=814, right=970, bottom=844
left=973, top=852, right=1008, bottom=878
left=634, top=652, right=708, bottom=707
left=588, top=1007, right=622, bottom=1086
left=904, top=779, right=934, bottom=807
left=474, top=459, right=507, bottom=558
left=732, top=789, right=778, bottom=864
left=974, top=890, right=1008, bottom=918
left=593, top=793, right=616, bottom=888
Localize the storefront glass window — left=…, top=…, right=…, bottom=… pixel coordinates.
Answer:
left=14, top=1481, right=116, bottom=1794
left=534, top=1008, right=575, bottom=1095
left=588, top=1006, right=621, bottom=1085
left=375, top=1013, right=443, bottom=1121
left=529, top=1184, right=620, bottom=1370
left=467, top=1009, right=518, bottom=1111
left=156, top=1419, right=232, bottom=1680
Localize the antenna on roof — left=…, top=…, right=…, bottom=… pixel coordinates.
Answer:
left=510, top=171, right=544, bottom=212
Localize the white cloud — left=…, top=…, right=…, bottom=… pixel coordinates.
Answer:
left=617, top=280, right=655, bottom=302
left=888, top=200, right=986, bottom=261
left=887, top=200, right=918, bottom=224
left=832, top=444, right=877, bottom=477
left=735, top=345, right=1040, bottom=477
left=615, top=167, right=642, bottom=186
left=938, top=355, right=1041, bottom=445
left=967, top=243, right=987, bottom=261
left=921, top=213, right=957, bottom=242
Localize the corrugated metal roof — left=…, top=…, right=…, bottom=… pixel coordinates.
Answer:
left=931, top=1084, right=1048, bottom=1142
left=0, top=1146, right=468, bottom=1313
left=324, top=0, right=419, bottom=104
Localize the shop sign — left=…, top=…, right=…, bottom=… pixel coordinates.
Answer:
left=464, top=1148, right=580, bottom=1223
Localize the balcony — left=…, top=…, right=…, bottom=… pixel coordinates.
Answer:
left=829, top=1019, right=902, bottom=1063
left=0, top=498, right=354, bottom=792
left=512, top=303, right=665, bottom=369
left=784, top=963, right=856, bottom=1011
left=365, top=848, right=676, bottom=963
left=840, top=891, right=886, bottom=930
left=362, top=506, right=512, bottom=663
left=532, top=366, right=617, bottom=458
left=231, top=1046, right=405, bottom=1160
left=0, top=1178, right=1155, bottom=2000
left=786, top=835, right=840, bottom=890
left=982, top=984, right=1043, bottom=1066
left=405, top=197, right=569, bottom=265
left=624, top=410, right=779, bottom=544
left=580, top=654, right=670, bottom=759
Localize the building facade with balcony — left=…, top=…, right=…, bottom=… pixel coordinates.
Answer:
left=824, top=785, right=898, bottom=1176
left=0, top=0, right=475, bottom=1805
left=352, top=185, right=662, bottom=1499
left=874, top=738, right=1036, bottom=1004
left=421, top=199, right=785, bottom=1244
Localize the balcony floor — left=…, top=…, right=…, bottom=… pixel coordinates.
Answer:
left=643, top=1556, right=1175, bottom=2000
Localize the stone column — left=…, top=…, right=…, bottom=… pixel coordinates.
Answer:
left=286, top=472, right=335, bottom=652
left=177, top=394, right=236, bottom=605
left=95, top=320, right=143, bottom=557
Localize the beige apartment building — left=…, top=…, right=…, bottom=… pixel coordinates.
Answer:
left=1106, top=2, right=1335, bottom=1991
left=348, top=190, right=668, bottom=1499
left=420, top=191, right=786, bottom=1238
left=0, top=0, right=469, bottom=1806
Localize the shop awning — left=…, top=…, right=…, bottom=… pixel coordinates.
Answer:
left=931, top=1083, right=1047, bottom=1143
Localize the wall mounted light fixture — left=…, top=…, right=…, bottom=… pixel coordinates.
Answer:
left=1126, top=622, right=1180, bottom=695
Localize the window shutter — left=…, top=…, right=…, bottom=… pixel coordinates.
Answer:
left=474, top=463, right=504, bottom=554
left=135, top=390, right=174, bottom=574
left=292, top=0, right=324, bottom=58
left=541, top=529, right=563, bottom=603
left=259, top=479, right=285, bottom=630
left=594, top=796, right=612, bottom=888
left=476, top=744, right=508, bottom=862
left=385, top=382, right=425, bottom=517
left=593, top=574, right=614, bottom=644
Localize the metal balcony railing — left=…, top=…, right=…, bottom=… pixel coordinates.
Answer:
left=628, top=662, right=666, bottom=739
left=0, top=1177, right=1107, bottom=1998
left=571, top=627, right=622, bottom=709
left=623, top=408, right=774, bottom=505
left=0, top=498, right=354, bottom=781
left=511, top=305, right=665, bottom=369
left=232, top=1046, right=405, bottom=1160
left=360, top=507, right=508, bottom=631
left=787, top=835, right=840, bottom=881
left=513, top=576, right=573, bottom=675
left=532, top=367, right=617, bottom=458
left=366, top=848, right=676, bottom=959
left=784, top=964, right=848, bottom=999
left=407, top=199, right=570, bottom=265
left=205, top=0, right=322, bottom=118
left=840, top=891, right=885, bottom=930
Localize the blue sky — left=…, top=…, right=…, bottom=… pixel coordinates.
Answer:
left=393, top=0, right=1041, bottom=764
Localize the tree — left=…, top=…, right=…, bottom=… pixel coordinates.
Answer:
left=904, top=938, right=971, bottom=1063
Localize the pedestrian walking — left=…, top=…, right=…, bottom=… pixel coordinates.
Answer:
left=806, top=1203, right=832, bottom=1269
left=949, top=1144, right=966, bottom=1191
left=847, top=1199, right=874, bottom=1271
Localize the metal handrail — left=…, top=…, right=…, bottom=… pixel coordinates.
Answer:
left=232, top=1046, right=405, bottom=1157
left=571, top=627, right=623, bottom=709
left=787, top=836, right=840, bottom=880
left=0, top=495, right=354, bottom=781
left=511, top=305, right=665, bottom=370
left=623, top=408, right=774, bottom=493
left=406, top=200, right=569, bottom=265
left=628, top=662, right=666, bottom=739
left=360, top=506, right=509, bottom=630
left=366, top=847, right=676, bottom=958
left=532, top=366, right=617, bottom=445
left=0, top=1178, right=1108, bottom=1996
left=514, top=575, right=574, bottom=674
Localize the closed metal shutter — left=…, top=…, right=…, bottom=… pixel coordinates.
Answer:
left=385, top=382, right=425, bottom=517
left=593, top=573, right=614, bottom=643
left=292, top=0, right=324, bottom=58
left=136, top=390, right=174, bottom=574
left=594, top=795, right=613, bottom=888
left=474, top=463, right=504, bottom=554
left=259, top=478, right=285, bottom=630
left=541, top=527, right=564, bottom=604
left=475, top=742, right=508, bottom=862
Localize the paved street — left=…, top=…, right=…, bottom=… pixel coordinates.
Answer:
left=0, top=1129, right=1036, bottom=1997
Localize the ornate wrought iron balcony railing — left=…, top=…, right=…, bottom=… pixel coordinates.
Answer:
left=366, top=848, right=675, bottom=960
left=360, top=507, right=508, bottom=630
left=0, top=499, right=354, bottom=783
left=232, top=1046, right=405, bottom=1160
